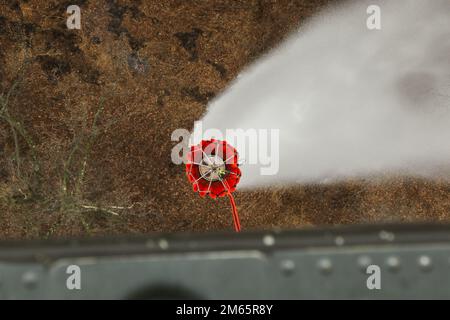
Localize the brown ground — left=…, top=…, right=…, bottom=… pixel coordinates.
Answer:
left=0, top=0, right=449, bottom=240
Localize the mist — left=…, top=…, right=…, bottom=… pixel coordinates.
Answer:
left=197, top=0, right=450, bottom=188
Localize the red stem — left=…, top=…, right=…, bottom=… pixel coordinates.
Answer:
left=227, top=192, right=241, bottom=232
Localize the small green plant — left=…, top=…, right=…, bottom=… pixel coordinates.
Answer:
left=61, top=97, right=105, bottom=199
left=58, top=97, right=132, bottom=216
left=1, top=64, right=133, bottom=238
left=0, top=60, right=41, bottom=200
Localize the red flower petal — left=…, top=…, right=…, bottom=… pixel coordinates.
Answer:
left=186, top=139, right=241, bottom=199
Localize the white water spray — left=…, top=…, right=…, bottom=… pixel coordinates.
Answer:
left=198, top=0, right=450, bottom=188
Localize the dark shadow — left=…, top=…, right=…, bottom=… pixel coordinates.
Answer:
left=126, top=284, right=204, bottom=300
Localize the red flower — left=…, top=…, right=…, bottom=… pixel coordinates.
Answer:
left=186, top=139, right=242, bottom=231
left=186, top=139, right=241, bottom=198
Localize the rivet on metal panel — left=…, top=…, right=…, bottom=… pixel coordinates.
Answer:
left=263, top=235, right=275, bottom=247
left=158, top=239, right=169, bottom=250
left=386, top=256, right=401, bottom=272
left=22, top=271, right=39, bottom=289
left=357, top=255, right=372, bottom=272
left=379, top=230, right=395, bottom=242
left=280, top=259, right=296, bottom=276
left=317, top=258, right=333, bottom=275
left=335, top=236, right=345, bottom=246
left=418, top=255, right=432, bottom=272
